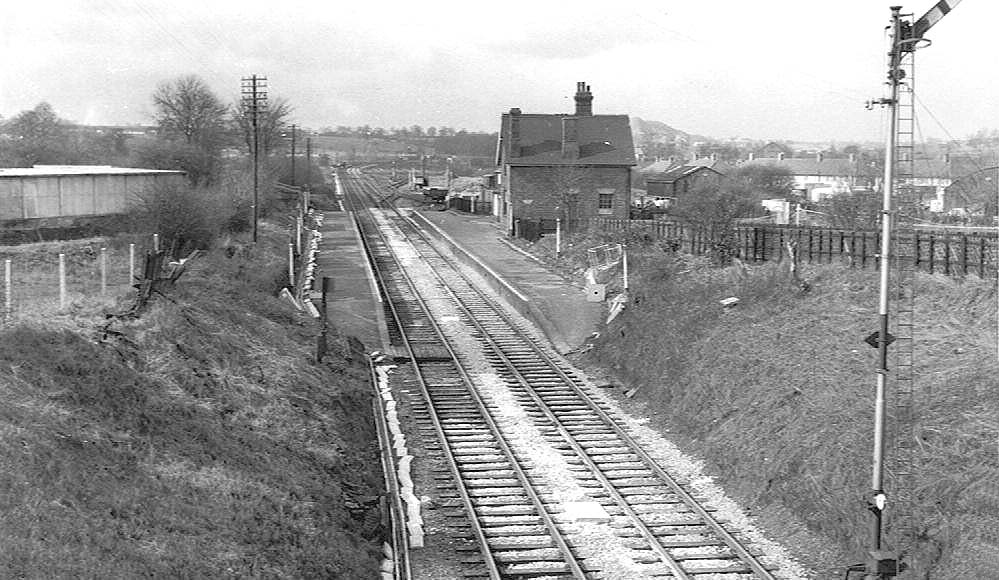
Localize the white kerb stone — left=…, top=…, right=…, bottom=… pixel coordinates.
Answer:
left=563, top=501, right=610, bottom=523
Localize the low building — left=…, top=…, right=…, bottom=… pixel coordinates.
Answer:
left=0, top=165, right=184, bottom=224
left=495, top=83, right=636, bottom=231
left=643, top=157, right=727, bottom=208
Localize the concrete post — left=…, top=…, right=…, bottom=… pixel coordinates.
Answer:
left=58, top=253, right=67, bottom=309
left=4, top=259, right=11, bottom=322
left=100, top=247, right=107, bottom=295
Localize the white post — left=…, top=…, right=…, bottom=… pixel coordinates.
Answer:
left=58, top=253, right=67, bottom=309
left=129, top=243, right=135, bottom=284
left=296, top=210, right=303, bottom=255
left=153, top=233, right=160, bottom=252
left=622, top=245, right=629, bottom=292
left=100, top=247, right=107, bottom=295
left=288, top=243, right=295, bottom=287
left=471, top=197, right=477, bottom=214
left=555, top=218, right=561, bottom=258
left=4, top=259, right=11, bottom=322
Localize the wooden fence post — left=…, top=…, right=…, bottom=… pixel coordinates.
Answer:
left=961, top=234, right=968, bottom=275
left=980, top=236, right=987, bottom=278
left=288, top=243, right=296, bottom=287
left=861, top=232, right=868, bottom=268
left=316, top=276, right=331, bottom=363
left=153, top=233, right=160, bottom=252
left=944, top=234, right=951, bottom=276
left=555, top=218, right=561, bottom=258
left=59, top=253, right=67, bottom=309
left=129, top=243, right=136, bottom=284
left=928, top=235, right=935, bottom=274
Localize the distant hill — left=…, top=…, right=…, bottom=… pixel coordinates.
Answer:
left=630, top=117, right=707, bottom=147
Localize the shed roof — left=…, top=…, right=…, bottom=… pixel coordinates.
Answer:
left=0, top=165, right=184, bottom=178
left=646, top=163, right=723, bottom=184
left=498, top=113, right=635, bottom=167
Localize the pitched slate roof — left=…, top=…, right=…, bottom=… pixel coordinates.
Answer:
left=645, top=163, right=723, bottom=184
left=638, top=159, right=676, bottom=175
left=498, top=113, right=635, bottom=167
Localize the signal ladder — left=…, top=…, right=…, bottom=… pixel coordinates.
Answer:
left=889, top=46, right=918, bottom=559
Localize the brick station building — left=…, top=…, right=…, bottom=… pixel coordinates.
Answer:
left=495, top=82, right=636, bottom=233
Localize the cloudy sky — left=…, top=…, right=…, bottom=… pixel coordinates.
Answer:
left=2, top=0, right=995, bottom=143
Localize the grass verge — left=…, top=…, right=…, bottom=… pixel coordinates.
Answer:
left=528, top=227, right=997, bottom=578
left=0, top=222, right=383, bottom=578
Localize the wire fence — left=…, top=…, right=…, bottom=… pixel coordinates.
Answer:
left=1, top=241, right=148, bottom=322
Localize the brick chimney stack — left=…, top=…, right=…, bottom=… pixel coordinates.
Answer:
left=574, top=82, right=593, bottom=116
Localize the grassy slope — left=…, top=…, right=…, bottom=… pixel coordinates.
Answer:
left=517, top=227, right=996, bottom=578
left=586, top=250, right=998, bottom=578
left=0, top=226, right=383, bottom=578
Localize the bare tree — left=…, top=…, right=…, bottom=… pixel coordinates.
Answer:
left=234, top=96, right=292, bottom=157
left=550, top=164, right=591, bottom=224
left=152, top=75, right=229, bottom=152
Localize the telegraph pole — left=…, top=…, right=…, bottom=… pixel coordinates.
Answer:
left=305, top=137, right=312, bottom=191
left=290, top=124, right=297, bottom=187
left=241, top=74, right=268, bottom=243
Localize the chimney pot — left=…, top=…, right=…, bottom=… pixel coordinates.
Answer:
left=510, top=107, right=521, bottom=116
left=573, top=81, right=593, bottom=116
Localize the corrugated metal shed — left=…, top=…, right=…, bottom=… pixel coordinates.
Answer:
left=0, top=165, right=185, bottom=221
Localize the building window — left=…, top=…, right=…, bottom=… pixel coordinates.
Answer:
left=598, top=192, right=613, bottom=211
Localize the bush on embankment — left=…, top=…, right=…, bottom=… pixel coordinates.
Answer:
left=578, top=242, right=997, bottom=578
left=0, top=223, right=383, bottom=578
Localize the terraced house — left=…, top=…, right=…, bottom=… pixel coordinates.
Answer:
left=495, top=83, right=636, bottom=233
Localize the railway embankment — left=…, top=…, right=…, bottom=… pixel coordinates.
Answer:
left=519, top=231, right=997, bottom=578
left=0, top=225, right=384, bottom=577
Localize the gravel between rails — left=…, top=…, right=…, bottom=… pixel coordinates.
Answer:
left=376, top=209, right=812, bottom=579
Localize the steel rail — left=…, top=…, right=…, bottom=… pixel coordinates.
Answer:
left=354, top=181, right=588, bottom=579
left=345, top=177, right=587, bottom=579
left=396, top=209, right=775, bottom=579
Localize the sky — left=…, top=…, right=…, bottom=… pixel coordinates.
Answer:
left=1, top=0, right=995, bottom=143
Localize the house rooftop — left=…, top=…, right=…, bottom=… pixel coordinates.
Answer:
left=499, top=113, right=636, bottom=167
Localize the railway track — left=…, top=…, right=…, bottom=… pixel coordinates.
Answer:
left=341, top=172, right=781, bottom=579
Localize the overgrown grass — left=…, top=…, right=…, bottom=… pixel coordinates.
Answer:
left=575, top=236, right=998, bottom=578
left=0, top=221, right=383, bottom=578
left=0, top=235, right=149, bottom=319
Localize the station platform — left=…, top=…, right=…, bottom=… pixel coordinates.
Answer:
left=407, top=210, right=605, bottom=354
left=318, top=207, right=605, bottom=355
left=315, top=211, right=387, bottom=351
